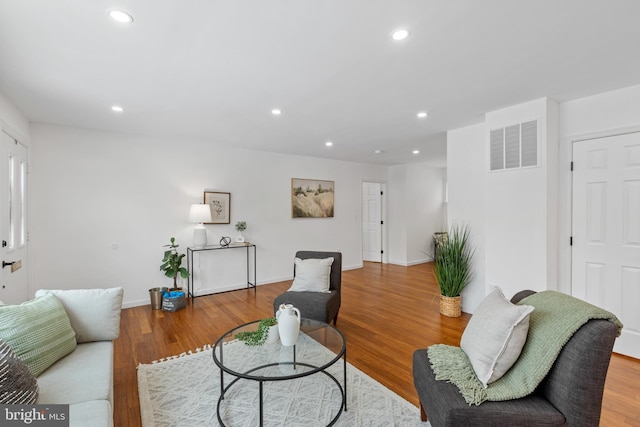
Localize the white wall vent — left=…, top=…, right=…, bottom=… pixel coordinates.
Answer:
left=489, top=120, right=538, bottom=171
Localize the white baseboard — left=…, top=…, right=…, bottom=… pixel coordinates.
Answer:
left=388, top=258, right=431, bottom=267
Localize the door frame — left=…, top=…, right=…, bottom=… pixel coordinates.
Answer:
left=558, top=125, right=640, bottom=296
left=361, top=180, right=387, bottom=264
left=1, top=120, right=31, bottom=302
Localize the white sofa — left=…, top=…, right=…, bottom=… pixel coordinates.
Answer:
left=32, top=288, right=124, bottom=427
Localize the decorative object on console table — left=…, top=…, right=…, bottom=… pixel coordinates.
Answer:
left=433, top=224, right=474, bottom=317
left=160, top=237, right=189, bottom=291
left=291, top=178, right=334, bottom=218
left=235, top=221, right=246, bottom=243
left=219, top=236, right=231, bottom=247
left=204, top=191, right=230, bottom=224
left=188, top=204, right=212, bottom=247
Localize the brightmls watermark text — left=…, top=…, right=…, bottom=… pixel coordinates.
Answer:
left=0, top=405, right=69, bottom=426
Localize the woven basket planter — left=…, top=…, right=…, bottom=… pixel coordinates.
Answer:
left=440, top=295, right=461, bottom=317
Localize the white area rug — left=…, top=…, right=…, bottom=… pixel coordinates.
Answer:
left=137, top=339, right=430, bottom=426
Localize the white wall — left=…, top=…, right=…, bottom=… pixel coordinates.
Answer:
left=446, top=123, right=486, bottom=313
left=387, top=162, right=446, bottom=266
left=29, top=124, right=387, bottom=307
left=387, top=165, right=407, bottom=265
left=484, top=98, right=559, bottom=299
left=447, top=98, right=560, bottom=312
left=0, top=92, right=30, bottom=141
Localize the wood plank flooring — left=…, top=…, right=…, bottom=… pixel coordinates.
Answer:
left=114, top=262, right=640, bottom=426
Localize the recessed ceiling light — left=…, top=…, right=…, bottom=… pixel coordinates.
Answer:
left=412, top=150, right=420, bottom=155
left=109, top=9, right=134, bottom=24
left=111, top=105, right=124, bottom=113
left=325, top=141, right=333, bottom=147
left=391, top=29, right=409, bottom=41
left=271, top=108, right=282, bottom=116
left=374, top=149, right=384, bottom=154
left=417, top=111, right=428, bottom=118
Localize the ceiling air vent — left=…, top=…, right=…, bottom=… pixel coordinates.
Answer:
left=489, top=120, right=538, bottom=171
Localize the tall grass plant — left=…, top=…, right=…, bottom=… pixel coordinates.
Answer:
left=433, top=224, right=475, bottom=297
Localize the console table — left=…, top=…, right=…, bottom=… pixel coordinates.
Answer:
left=186, top=243, right=256, bottom=301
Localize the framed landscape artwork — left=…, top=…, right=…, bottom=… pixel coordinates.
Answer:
left=291, top=178, right=334, bottom=218
left=204, top=191, right=230, bottom=224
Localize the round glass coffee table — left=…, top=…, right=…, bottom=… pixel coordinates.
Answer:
left=212, top=318, right=347, bottom=426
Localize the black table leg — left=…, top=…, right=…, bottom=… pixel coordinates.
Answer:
left=259, top=380, right=264, bottom=426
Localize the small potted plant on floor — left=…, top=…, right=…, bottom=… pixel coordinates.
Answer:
left=433, top=224, right=474, bottom=317
left=235, top=317, right=278, bottom=346
left=160, top=237, right=189, bottom=291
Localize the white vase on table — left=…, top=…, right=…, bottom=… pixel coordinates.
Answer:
left=276, top=304, right=300, bottom=346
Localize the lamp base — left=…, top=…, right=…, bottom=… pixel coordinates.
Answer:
left=193, top=227, right=207, bottom=248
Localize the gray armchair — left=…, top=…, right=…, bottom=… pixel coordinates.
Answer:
left=273, top=251, right=342, bottom=325
left=412, top=290, right=618, bottom=427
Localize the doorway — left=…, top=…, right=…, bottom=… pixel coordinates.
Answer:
left=362, top=182, right=386, bottom=263
left=571, top=131, right=640, bottom=358
left=0, top=129, right=29, bottom=304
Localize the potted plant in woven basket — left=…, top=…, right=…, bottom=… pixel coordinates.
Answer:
left=433, top=224, right=474, bottom=317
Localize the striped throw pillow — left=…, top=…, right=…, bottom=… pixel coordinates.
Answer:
left=0, top=337, right=39, bottom=403
left=0, top=292, right=77, bottom=377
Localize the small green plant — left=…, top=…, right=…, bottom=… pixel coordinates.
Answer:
left=235, top=221, right=247, bottom=232
left=160, top=237, right=189, bottom=289
left=433, top=224, right=475, bottom=297
left=235, top=318, right=277, bottom=346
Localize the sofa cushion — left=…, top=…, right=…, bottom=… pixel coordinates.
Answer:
left=36, top=341, right=113, bottom=405
left=0, top=292, right=77, bottom=377
left=69, top=400, right=113, bottom=427
left=0, top=337, right=39, bottom=404
left=35, top=288, right=123, bottom=343
left=289, top=257, right=333, bottom=293
left=460, top=287, right=534, bottom=387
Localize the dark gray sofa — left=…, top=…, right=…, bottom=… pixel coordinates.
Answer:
left=273, top=251, right=342, bottom=325
left=412, top=290, right=618, bottom=426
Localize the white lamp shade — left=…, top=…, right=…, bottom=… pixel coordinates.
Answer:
left=189, top=204, right=212, bottom=223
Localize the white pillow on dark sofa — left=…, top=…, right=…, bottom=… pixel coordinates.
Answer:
left=460, top=287, right=534, bottom=387
left=288, top=257, right=334, bottom=293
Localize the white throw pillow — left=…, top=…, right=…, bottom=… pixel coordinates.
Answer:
left=288, top=257, right=334, bottom=293
left=35, top=288, right=124, bottom=343
left=460, top=287, right=534, bottom=388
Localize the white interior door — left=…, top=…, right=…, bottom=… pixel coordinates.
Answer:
left=572, top=132, right=640, bottom=359
left=0, top=130, right=29, bottom=304
left=362, top=182, right=382, bottom=262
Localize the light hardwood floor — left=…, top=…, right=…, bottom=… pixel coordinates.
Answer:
left=114, top=262, right=640, bottom=426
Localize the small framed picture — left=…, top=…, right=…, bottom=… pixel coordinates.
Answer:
left=204, top=191, right=230, bottom=224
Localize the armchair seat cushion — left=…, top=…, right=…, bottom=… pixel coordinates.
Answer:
left=413, top=350, right=565, bottom=427
left=274, top=290, right=340, bottom=324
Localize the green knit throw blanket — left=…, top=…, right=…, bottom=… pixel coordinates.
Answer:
left=427, top=291, right=623, bottom=405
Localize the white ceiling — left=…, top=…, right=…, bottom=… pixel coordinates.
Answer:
left=1, top=1, right=640, bottom=167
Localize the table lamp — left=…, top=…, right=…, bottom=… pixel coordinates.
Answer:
left=188, top=204, right=212, bottom=247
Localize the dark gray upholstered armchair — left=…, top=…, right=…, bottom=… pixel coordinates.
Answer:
left=273, top=251, right=342, bottom=325
left=412, top=290, right=618, bottom=427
